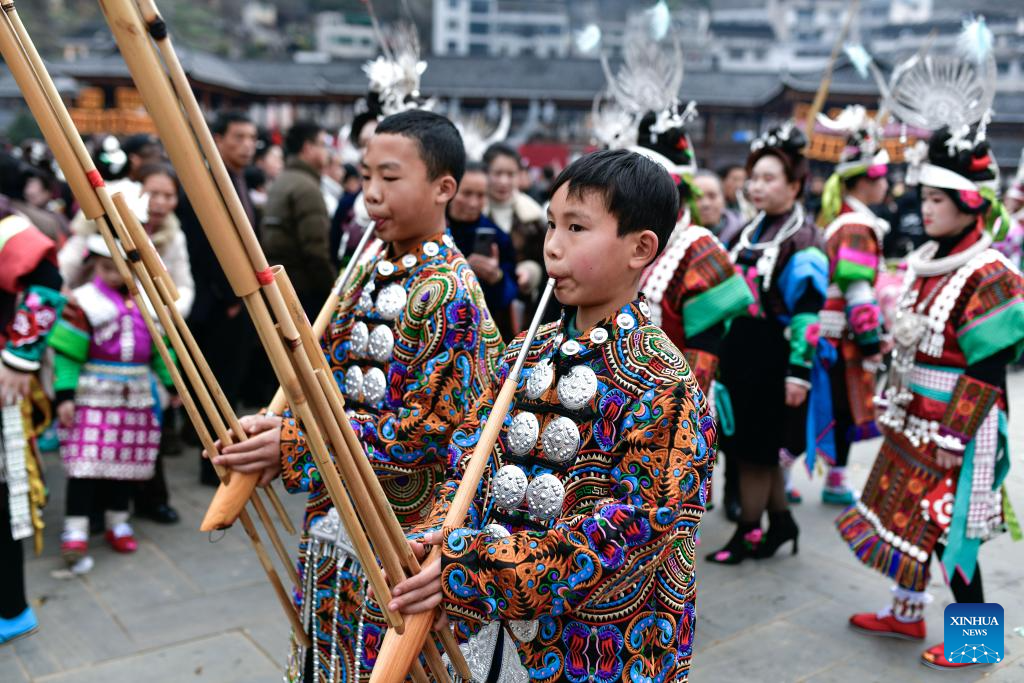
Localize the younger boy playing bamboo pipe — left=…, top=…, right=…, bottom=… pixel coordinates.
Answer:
left=391, top=149, right=717, bottom=682
left=213, top=110, right=504, bottom=682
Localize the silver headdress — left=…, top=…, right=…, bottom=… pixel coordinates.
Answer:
left=880, top=17, right=995, bottom=142
left=451, top=100, right=512, bottom=163
left=593, top=20, right=698, bottom=179
left=362, top=21, right=435, bottom=117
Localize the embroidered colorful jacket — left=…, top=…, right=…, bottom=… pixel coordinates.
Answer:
left=807, top=200, right=889, bottom=464
left=838, top=225, right=1024, bottom=590
left=413, top=299, right=715, bottom=683
left=278, top=231, right=503, bottom=682
left=640, top=224, right=753, bottom=393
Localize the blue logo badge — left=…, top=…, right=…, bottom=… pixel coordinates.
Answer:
left=943, top=603, right=1004, bottom=664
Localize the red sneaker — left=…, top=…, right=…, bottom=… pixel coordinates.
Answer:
left=105, top=527, right=138, bottom=553
left=60, top=539, right=88, bottom=564
left=921, top=642, right=998, bottom=670
left=849, top=612, right=926, bottom=640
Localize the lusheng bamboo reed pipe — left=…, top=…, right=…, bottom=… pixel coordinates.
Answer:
left=370, top=279, right=558, bottom=683
left=0, top=1, right=308, bottom=646
left=204, top=225, right=379, bottom=530
left=97, top=0, right=473, bottom=672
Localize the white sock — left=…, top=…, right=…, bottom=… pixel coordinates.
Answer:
left=62, top=516, right=88, bottom=542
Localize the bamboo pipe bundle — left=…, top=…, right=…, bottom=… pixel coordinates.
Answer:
left=204, top=224, right=380, bottom=530
left=0, top=1, right=308, bottom=646
left=370, top=279, right=558, bottom=683
left=95, top=1, right=471, bottom=675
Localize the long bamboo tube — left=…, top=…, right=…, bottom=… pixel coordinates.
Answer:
left=98, top=1, right=473, bottom=670
left=94, top=0, right=398, bottom=617
left=0, top=5, right=307, bottom=644
left=370, top=279, right=557, bottom=683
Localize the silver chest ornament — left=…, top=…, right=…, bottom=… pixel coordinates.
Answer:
left=541, top=416, right=581, bottom=463
left=491, top=464, right=528, bottom=509
left=482, top=523, right=510, bottom=539
left=362, top=367, right=387, bottom=405
left=349, top=321, right=369, bottom=358
left=557, top=364, right=598, bottom=411
left=526, top=473, right=565, bottom=520
left=345, top=366, right=364, bottom=402
left=506, top=412, right=539, bottom=457
left=892, top=307, right=926, bottom=350
left=367, top=325, right=395, bottom=363
left=375, top=283, right=408, bottom=321
left=525, top=358, right=553, bottom=400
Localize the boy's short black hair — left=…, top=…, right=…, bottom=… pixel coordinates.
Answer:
left=285, top=121, right=324, bottom=157
left=375, top=110, right=465, bottom=184
left=211, top=111, right=253, bottom=137
left=550, top=149, right=679, bottom=257
left=483, top=142, right=520, bottom=169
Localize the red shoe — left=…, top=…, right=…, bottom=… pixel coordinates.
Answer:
left=849, top=612, right=926, bottom=640
left=921, top=642, right=1000, bottom=670
left=105, top=526, right=138, bottom=553
left=60, top=539, right=88, bottom=564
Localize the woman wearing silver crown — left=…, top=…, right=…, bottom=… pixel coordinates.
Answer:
left=837, top=126, right=1024, bottom=670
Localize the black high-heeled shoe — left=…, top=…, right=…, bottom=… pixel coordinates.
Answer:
left=705, top=522, right=763, bottom=565
left=756, top=510, right=799, bottom=559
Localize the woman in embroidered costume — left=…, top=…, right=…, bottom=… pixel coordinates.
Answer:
left=808, top=106, right=891, bottom=505
left=48, top=235, right=174, bottom=569
left=0, top=180, right=65, bottom=643
left=391, top=149, right=715, bottom=683
left=706, top=124, right=828, bottom=565
left=214, top=110, right=503, bottom=682
left=836, top=123, right=1024, bottom=669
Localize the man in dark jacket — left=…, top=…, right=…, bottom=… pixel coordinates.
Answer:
left=179, top=111, right=258, bottom=485
left=260, top=121, right=334, bottom=318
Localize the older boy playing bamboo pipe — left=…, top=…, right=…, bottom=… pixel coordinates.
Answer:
left=391, top=149, right=717, bottom=682
left=212, top=110, right=504, bottom=682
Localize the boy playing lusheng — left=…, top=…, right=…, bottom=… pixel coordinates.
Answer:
left=391, top=149, right=716, bottom=682
left=213, top=110, right=504, bottom=682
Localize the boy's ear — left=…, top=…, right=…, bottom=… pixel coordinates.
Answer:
left=629, top=229, right=660, bottom=271
left=434, top=174, right=458, bottom=205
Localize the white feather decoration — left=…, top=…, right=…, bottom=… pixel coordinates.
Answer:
left=575, top=24, right=602, bottom=54
left=957, top=16, right=993, bottom=66
left=646, top=1, right=671, bottom=41
left=844, top=43, right=873, bottom=80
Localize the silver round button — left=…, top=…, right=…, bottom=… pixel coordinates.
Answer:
left=349, top=321, right=369, bottom=357
left=616, top=313, right=636, bottom=330
left=506, top=412, right=540, bottom=457
left=560, top=339, right=581, bottom=356
left=525, top=359, right=553, bottom=400
left=423, top=242, right=439, bottom=257
left=509, top=619, right=539, bottom=642
left=482, top=523, right=510, bottom=539
left=367, top=324, right=395, bottom=363
left=442, top=234, right=454, bottom=248
left=491, top=465, right=528, bottom=509
left=541, top=416, right=581, bottom=463
left=526, top=473, right=565, bottom=520
left=362, top=367, right=387, bottom=405
left=557, top=364, right=598, bottom=411
left=345, top=366, right=364, bottom=401
left=589, top=327, right=609, bottom=344
left=377, top=260, right=395, bottom=277
left=375, top=283, right=408, bottom=321
left=638, top=301, right=651, bottom=317
left=401, top=254, right=418, bottom=269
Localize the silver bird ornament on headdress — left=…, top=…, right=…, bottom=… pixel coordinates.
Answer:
left=362, top=21, right=434, bottom=117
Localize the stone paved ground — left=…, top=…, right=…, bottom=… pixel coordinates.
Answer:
left=2, top=372, right=1023, bottom=682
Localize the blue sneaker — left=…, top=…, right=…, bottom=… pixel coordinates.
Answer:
left=0, top=606, right=38, bottom=644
